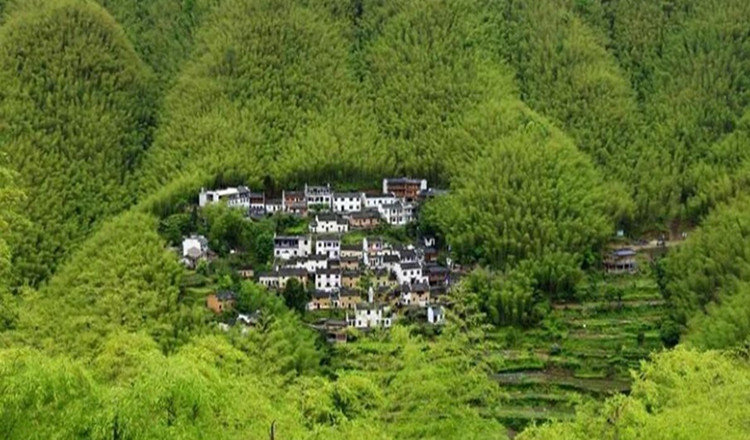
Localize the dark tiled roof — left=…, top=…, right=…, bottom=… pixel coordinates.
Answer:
left=340, top=288, right=360, bottom=297
left=215, top=290, right=236, bottom=301
left=386, top=177, right=425, bottom=185
left=400, top=262, right=421, bottom=270
left=312, top=290, right=332, bottom=299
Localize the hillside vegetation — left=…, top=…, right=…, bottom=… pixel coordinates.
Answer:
left=1, top=0, right=750, bottom=438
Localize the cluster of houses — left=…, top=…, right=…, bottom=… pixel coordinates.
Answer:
left=188, top=177, right=449, bottom=340
left=198, top=178, right=446, bottom=228
left=260, top=233, right=449, bottom=328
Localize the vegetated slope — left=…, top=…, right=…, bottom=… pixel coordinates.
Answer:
left=137, top=0, right=528, bottom=198
left=601, top=0, right=750, bottom=225
left=0, top=323, right=508, bottom=439
left=480, top=0, right=750, bottom=228
left=95, top=0, right=219, bottom=90
left=659, top=196, right=750, bottom=349
left=9, top=212, right=196, bottom=358
left=482, top=0, right=641, bottom=174
left=0, top=166, right=26, bottom=328
left=422, top=112, right=632, bottom=297
left=348, top=0, right=517, bottom=183
left=518, top=348, right=750, bottom=440
left=0, top=0, right=156, bottom=286
left=136, top=0, right=387, bottom=196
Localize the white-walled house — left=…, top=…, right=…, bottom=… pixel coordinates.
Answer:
left=305, top=184, right=332, bottom=210
left=199, top=186, right=252, bottom=208
left=309, top=213, right=349, bottom=234
left=277, top=254, right=328, bottom=274
left=427, top=305, right=445, bottom=325
left=347, top=303, right=393, bottom=329
left=363, top=193, right=398, bottom=210
left=398, top=283, right=430, bottom=307
left=333, top=192, right=363, bottom=213
left=181, top=235, right=209, bottom=268
left=395, top=262, right=426, bottom=285
left=378, top=201, right=415, bottom=226
left=258, top=268, right=309, bottom=290
left=274, top=235, right=312, bottom=260
left=182, top=235, right=208, bottom=258
left=315, top=234, right=341, bottom=260
left=315, top=268, right=341, bottom=292
left=265, top=199, right=283, bottom=215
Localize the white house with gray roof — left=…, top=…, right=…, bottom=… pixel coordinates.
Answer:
left=315, top=234, right=341, bottom=260
left=199, top=186, right=252, bottom=209
left=333, top=192, right=363, bottom=213
left=309, top=213, right=348, bottom=234
left=274, top=235, right=312, bottom=260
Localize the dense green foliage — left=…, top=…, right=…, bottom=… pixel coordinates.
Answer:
left=1, top=0, right=750, bottom=438
left=519, top=348, right=750, bottom=440
left=660, top=196, right=750, bottom=349
left=6, top=212, right=200, bottom=357
left=423, top=120, right=630, bottom=296
left=0, top=0, right=156, bottom=285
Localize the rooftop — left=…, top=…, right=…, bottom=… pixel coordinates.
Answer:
left=334, top=192, right=363, bottom=198
left=612, top=248, right=637, bottom=257
left=317, top=268, right=341, bottom=276
left=385, top=177, right=425, bottom=185
left=214, top=290, right=236, bottom=301
left=341, top=243, right=363, bottom=251
left=316, top=234, right=341, bottom=242
left=339, top=288, right=360, bottom=297
left=400, top=262, right=421, bottom=270
left=275, top=235, right=309, bottom=241
left=351, top=209, right=381, bottom=219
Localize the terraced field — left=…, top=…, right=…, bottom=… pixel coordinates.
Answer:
left=489, top=273, right=666, bottom=436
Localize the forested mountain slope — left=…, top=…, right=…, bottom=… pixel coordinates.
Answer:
left=0, top=0, right=156, bottom=285
left=1, top=0, right=750, bottom=438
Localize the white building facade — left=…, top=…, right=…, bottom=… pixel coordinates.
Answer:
left=315, top=269, right=341, bottom=292
left=274, top=235, right=312, bottom=260
left=315, top=235, right=341, bottom=260
left=347, top=304, right=393, bottom=329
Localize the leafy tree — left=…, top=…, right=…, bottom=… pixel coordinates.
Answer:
left=282, top=278, right=311, bottom=314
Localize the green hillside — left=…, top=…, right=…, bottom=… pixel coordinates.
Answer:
left=0, top=0, right=156, bottom=285
left=1, top=0, right=749, bottom=438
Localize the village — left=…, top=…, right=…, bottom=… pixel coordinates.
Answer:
left=180, top=178, right=453, bottom=342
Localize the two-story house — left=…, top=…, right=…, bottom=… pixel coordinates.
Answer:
left=199, top=186, right=252, bottom=208
left=333, top=192, right=363, bottom=213
left=348, top=209, right=382, bottom=229
left=315, top=268, right=341, bottom=292
left=341, top=270, right=362, bottom=289
left=315, top=234, right=341, bottom=260
left=341, top=243, right=364, bottom=259
left=395, top=262, right=425, bottom=285
left=274, top=235, right=312, bottom=260
left=382, top=178, right=427, bottom=202
left=258, top=268, right=309, bottom=290
left=206, top=290, right=237, bottom=314
left=282, top=190, right=307, bottom=216
left=308, top=291, right=333, bottom=310
left=347, top=303, right=393, bottom=329
left=398, top=283, right=430, bottom=307
left=363, top=193, right=398, bottom=210
left=305, top=184, right=332, bottom=210
left=309, top=213, right=348, bottom=234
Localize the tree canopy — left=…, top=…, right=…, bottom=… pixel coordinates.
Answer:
left=0, top=0, right=156, bottom=285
